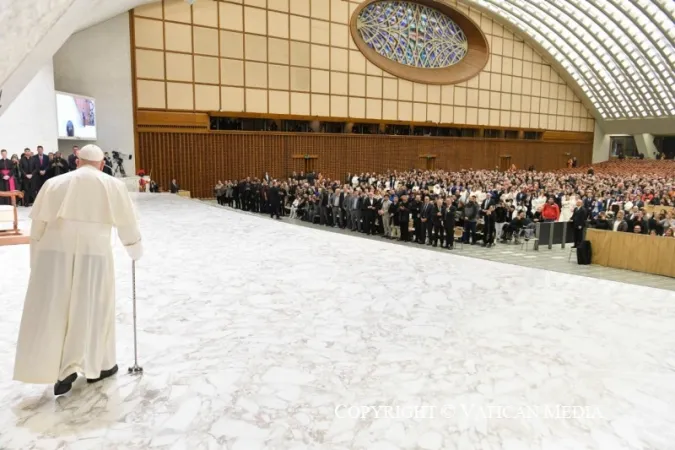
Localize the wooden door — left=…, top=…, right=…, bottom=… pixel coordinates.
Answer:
left=499, top=155, right=511, bottom=172
left=305, top=158, right=316, bottom=174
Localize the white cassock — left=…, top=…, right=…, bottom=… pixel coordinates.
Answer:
left=13, top=165, right=143, bottom=384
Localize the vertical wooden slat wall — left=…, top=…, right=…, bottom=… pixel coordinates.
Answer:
left=137, top=131, right=593, bottom=198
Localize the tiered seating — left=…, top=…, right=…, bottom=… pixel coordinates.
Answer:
left=555, top=159, right=675, bottom=178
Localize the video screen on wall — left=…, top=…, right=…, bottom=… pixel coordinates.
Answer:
left=56, top=91, right=97, bottom=140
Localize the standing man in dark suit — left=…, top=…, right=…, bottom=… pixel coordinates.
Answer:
left=480, top=195, right=494, bottom=216
left=430, top=198, right=445, bottom=247
left=463, top=195, right=479, bottom=244
left=361, top=191, right=377, bottom=235
left=407, top=194, right=419, bottom=243
left=330, top=188, right=343, bottom=228
left=571, top=199, right=588, bottom=248
left=482, top=205, right=496, bottom=247
left=268, top=180, right=281, bottom=220
left=420, top=196, right=433, bottom=245
left=398, top=194, right=411, bottom=242
left=32, top=146, right=50, bottom=194
left=67, top=146, right=79, bottom=171
left=319, top=188, right=329, bottom=225
left=20, top=148, right=38, bottom=206
left=443, top=197, right=456, bottom=249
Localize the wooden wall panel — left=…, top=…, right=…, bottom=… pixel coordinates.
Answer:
left=137, top=132, right=592, bottom=198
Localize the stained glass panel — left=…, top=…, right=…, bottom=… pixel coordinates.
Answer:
left=356, top=1, right=469, bottom=69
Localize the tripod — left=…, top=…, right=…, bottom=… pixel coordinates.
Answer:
left=113, top=159, right=127, bottom=177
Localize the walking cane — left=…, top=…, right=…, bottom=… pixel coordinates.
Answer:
left=128, top=260, right=143, bottom=374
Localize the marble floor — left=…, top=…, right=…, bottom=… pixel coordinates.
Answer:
left=1, top=194, right=675, bottom=450
left=203, top=200, right=675, bottom=291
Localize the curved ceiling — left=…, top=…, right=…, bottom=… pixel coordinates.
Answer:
left=2, top=0, right=673, bottom=128
left=0, top=0, right=156, bottom=118
left=0, top=0, right=76, bottom=89
left=462, top=0, right=675, bottom=121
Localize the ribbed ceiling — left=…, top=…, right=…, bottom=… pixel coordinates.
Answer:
left=2, top=0, right=673, bottom=125
left=464, top=0, right=675, bottom=120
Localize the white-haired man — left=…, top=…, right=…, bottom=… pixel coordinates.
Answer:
left=13, top=144, right=143, bottom=396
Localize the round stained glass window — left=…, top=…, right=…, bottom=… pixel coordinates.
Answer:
left=350, top=0, right=489, bottom=85
left=356, top=1, right=469, bottom=69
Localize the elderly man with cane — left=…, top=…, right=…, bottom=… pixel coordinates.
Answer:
left=13, top=144, right=143, bottom=396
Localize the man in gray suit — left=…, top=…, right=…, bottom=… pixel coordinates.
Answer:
left=330, top=188, right=342, bottom=228
left=350, top=189, right=362, bottom=232
left=343, top=189, right=352, bottom=230
left=380, top=192, right=392, bottom=238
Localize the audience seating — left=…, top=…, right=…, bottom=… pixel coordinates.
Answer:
left=555, top=159, right=675, bottom=178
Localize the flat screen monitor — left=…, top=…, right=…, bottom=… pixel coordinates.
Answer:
left=56, top=91, right=97, bottom=140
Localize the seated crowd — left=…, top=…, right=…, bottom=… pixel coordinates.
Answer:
left=213, top=164, right=675, bottom=248
left=0, top=146, right=114, bottom=206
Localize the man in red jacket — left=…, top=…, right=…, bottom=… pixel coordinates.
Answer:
left=541, top=197, right=560, bottom=222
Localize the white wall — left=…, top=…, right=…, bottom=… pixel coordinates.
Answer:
left=592, top=122, right=610, bottom=163
left=0, top=61, right=58, bottom=156
left=53, top=13, right=135, bottom=175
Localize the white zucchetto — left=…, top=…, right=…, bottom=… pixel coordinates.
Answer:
left=78, top=144, right=104, bottom=162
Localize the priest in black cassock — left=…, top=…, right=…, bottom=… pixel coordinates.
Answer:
left=0, top=149, right=17, bottom=205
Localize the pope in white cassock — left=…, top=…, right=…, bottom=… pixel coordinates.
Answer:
left=13, top=144, right=143, bottom=396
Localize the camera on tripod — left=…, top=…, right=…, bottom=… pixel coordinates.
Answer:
left=110, top=150, right=133, bottom=177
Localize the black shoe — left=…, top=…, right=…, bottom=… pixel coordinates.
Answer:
left=54, top=373, right=78, bottom=395
left=87, top=364, right=119, bottom=384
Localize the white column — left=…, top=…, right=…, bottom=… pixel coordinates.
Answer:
left=53, top=13, right=134, bottom=175
left=592, top=122, right=610, bottom=163
left=634, top=134, right=658, bottom=159
left=0, top=61, right=58, bottom=155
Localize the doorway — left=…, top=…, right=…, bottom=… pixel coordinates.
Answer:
left=499, top=155, right=512, bottom=172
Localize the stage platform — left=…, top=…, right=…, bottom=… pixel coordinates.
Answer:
left=1, top=194, right=674, bottom=449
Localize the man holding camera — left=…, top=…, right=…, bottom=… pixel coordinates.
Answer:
left=67, top=146, right=79, bottom=171
left=103, top=152, right=113, bottom=176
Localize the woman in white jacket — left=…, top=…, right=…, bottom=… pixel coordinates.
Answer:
left=531, top=191, right=548, bottom=215
left=559, top=194, right=575, bottom=222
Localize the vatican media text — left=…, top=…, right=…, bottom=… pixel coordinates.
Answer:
left=334, top=404, right=605, bottom=420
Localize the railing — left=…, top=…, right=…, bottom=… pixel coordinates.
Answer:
left=586, top=229, right=675, bottom=278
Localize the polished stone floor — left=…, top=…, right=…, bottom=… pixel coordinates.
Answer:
left=204, top=200, right=675, bottom=291
left=1, top=194, right=675, bottom=450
